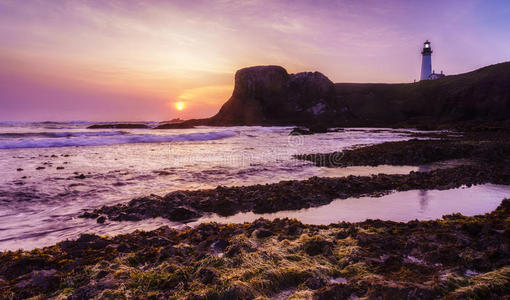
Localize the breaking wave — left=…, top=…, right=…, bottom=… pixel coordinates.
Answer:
left=0, top=130, right=237, bottom=149
left=0, top=131, right=127, bottom=138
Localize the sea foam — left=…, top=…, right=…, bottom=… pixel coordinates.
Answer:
left=0, top=130, right=237, bottom=149
left=0, top=131, right=127, bottom=138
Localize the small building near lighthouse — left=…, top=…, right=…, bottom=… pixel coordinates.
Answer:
left=420, top=40, right=445, bottom=81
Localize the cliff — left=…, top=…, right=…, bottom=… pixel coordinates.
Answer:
left=162, top=62, right=510, bottom=128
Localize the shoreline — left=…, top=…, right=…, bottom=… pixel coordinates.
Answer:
left=2, top=128, right=510, bottom=298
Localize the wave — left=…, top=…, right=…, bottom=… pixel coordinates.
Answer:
left=0, top=130, right=237, bottom=149
left=0, top=131, right=128, bottom=138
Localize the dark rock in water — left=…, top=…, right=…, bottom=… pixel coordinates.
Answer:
left=160, top=118, right=184, bottom=124
left=167, top=206, right=200, bottom=222
left=56, top=166, right=64, bottom=170
left=96, top=216, right=106, bottom=224
left=79, top=211, right=99, bottom=219
left=290, top=127, right=313, bottom=135
left=35, top=167, right=45, bottom=170
left=307, top=123, right=329, bottom=133
left=290, top=124, right=330, bottom=135
left=16, top=168, right=23, bottom=171
left=87, top=123, right=149, bottom=129
left=75, top=174, right=86, bottom=179
left=154, top=122, right=195, bottom=129
left=211, top=197, right=239, bottom=216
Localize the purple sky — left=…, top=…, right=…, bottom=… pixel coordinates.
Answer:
left=1, top=0, right=509, bottom=121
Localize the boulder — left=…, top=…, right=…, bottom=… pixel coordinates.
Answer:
left=167, top=206, right=200, bottom=222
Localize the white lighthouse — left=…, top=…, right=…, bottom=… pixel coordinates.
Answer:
left=420, top=40, right=432, bottom=81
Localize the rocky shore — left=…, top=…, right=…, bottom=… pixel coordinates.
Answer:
left=2, top=199, right=509, bottom=299
left=80, top=129, right=510, bottom=223
left=295, top=137, right=510, bottom=167
left=80, top=164, right=510, bottom=223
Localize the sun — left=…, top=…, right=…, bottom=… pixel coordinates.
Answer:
left=175, top=101, right=185, bottom=111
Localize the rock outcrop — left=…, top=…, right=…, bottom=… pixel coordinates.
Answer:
left=179, top=66, right=355, bottom=127
left=207, top=66, right=355, bottom=125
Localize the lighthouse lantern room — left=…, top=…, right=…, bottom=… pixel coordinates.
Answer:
left=420, top=40, right=432, bottom=81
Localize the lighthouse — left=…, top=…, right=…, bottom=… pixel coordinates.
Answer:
left=420, top=40, right=432, bottom=81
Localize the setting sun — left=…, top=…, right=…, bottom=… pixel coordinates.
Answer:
left=175, top=101, right=185, bottom=111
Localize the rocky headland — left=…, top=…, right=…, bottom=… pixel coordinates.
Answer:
left=161, top=62, right=510, bottom=129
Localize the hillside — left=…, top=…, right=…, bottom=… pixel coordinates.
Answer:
left=161, top=62, right=510, bottom=129
left=336, top=61, right=510, bottom=127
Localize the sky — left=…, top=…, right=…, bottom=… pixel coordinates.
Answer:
left=0, top=0, right=509, bottom=121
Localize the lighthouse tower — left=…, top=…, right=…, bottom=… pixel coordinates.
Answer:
left=420, top=40, right=432, bottom=81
